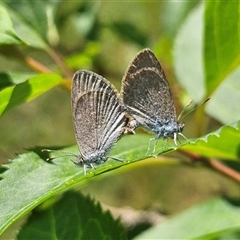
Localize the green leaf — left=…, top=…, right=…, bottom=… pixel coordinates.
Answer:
left=2, top=3, right=48, bottom=49
left=134, top=197, right=240, bottom=239
left=17, top=191, right=127, bottom=240
left=182, top=120, right=240, bottom=160
left=0, top=4, right=24, bottom=45
left=1, top=119, right=238, bottom=235
left=0, top=73, right=62, bottom=116
left=0, top=72, right=35, bottom=90
left=204, top=0, right=240, bottom=95
left=173, top=3, right=205, bottom=102
left=173, top=2, right=240, bottom=125
left=160, top=1, right=201, bottom=38
left=4, top=1, right=60, bottom=47
left=205, top=67, right=240, bottom=124
left=0, top=133, right=174, bottom=235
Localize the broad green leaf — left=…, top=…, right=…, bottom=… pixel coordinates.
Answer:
left=182, top=120, right=240, bottom=160
left=0, top=72, right=35, bottom=90
left=3, top=4, right=47, bottom=49
left=0, top=133, right=176, bottom=235
left=205, top=66, right=240, bottom=124
left=17, top=191, right=127, bottom=240
left=0, top=4, right=24, bottom=45
left=174, top=2, right=240, bottom=125
left=1, top=119, right=238, bottom=235
left=4, top=1, right=60, bottom=47
left=204, top=1, right=240, bottom=95
left=160, top=1, right=201, bottom=38
left=173, top=3, right=205, bottom=102
left=134, top=197, right=240, bottom=239
left=0, top=73, right=62, bottom=116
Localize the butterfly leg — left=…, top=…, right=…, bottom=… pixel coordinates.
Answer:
left=109, top=156, right=124, bottom=162
left=82, top=163, right=95, bottom=175
left=146, top=137, right=155, bottom=155
left=174, top=133, right=189, bottom=146
left=178, top=133, right=189, bottom=143
left=163, top=138, right=169, bottom=148
left=83, top=164, right=87, bottom=175
left=173, top=133, right=178, bottom=146
left=152, top=138, right=159, bottom=155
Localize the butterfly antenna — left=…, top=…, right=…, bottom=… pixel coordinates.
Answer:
left=178, top=98, right=211, bottom=121
left=177, top=100, right=193, bottom=121
left=41, top=149, right=79, bottom=161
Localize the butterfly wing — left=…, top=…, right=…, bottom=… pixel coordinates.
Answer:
left=72, top=71, right=127, bottom=159
left=72, top=70, right=117, bottom=111
left=121, top=48, right=177, bottom=130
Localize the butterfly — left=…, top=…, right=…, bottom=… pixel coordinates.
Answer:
left=121, top=48, right=188, bottom=153
left=43, top=70, right=133, bottom=175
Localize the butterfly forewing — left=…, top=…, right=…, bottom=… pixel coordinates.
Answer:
left=72, top=70, right=117, bottom=111
left=98, top=91, right=127, bottom=150
left=72, top=70, right=127, bottom=159
left=122, top=49, right=177, bottom=129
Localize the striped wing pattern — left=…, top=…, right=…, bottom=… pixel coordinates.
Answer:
left=72, top=70, right=127, bottom=163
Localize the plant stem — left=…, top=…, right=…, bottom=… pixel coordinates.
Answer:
left=208, top=158, right=240, bottom=183
left=12, top=45, right=73, bottom=78
left=24, top=56, right=52, bottom=73
left=46, top=47, right=73, bottom=78
left=179, top=150, right=240, bottom=184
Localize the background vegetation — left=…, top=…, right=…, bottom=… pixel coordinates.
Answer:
left=0, top=1, right=240, bottom=239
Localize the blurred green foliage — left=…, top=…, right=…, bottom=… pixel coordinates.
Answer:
left=0, top=1, right=240, bottom=239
